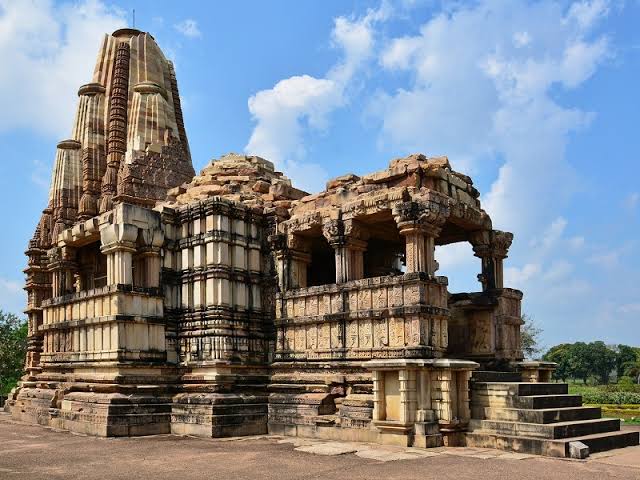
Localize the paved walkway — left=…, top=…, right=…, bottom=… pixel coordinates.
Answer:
left=1, top=413, right=639, bottom=480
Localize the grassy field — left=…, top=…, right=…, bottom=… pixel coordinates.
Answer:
left=568, top=383, right=640, bottom=425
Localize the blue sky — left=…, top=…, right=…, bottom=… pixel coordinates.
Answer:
left=0, top=0, right=638, bottom=348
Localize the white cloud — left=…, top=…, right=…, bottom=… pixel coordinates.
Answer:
left=513, top=31, right=532, bottom=48
left=245, top=4, right=390, bottom=192
left=0, top=0, right=125, bottom=138
left=566, top=0, right=610, bottom=30
left=505, top=263, right=541, bottom=287
left=373, top=1, right=609, bottom=238
left=174, top=19, right=201, bottom=38
left=530, top=217, right=568, bottom=251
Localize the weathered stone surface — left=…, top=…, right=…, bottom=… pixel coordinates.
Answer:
left=9, top=25, right=638, bottom=460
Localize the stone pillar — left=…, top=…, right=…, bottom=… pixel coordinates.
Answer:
left=137, top=227, right=165, bottom=288
left=456, top=370, right=472, bottom=423
left=269, top=233, right=311, bottom=291
left=399, top=369, right=417, bottom=424
left=48, top=246, right=77, bottom=297
left=371, top=370, right=385, bottom=421
left=417, top=370, right=433, bottom=422
left=470, top=230, right=513, bottom=290
left=393, top=200, right=449, bottom=275
left=99, top=223, right=138, bottom=286
left=322, top=218, right=367, bottom=283
left=288, top=235, right=312, bottom=289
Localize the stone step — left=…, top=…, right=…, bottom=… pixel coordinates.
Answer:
left=473, top=382, right=568, bottom=396
left=482, top=406, right=602, bottom=424
left=515, top=394, right=583, bottom=409
left=472, top=371, right=522, bottom=383
left=469, top=417, right=621, bottom=439
left=466, top=429, right=640, bottom=458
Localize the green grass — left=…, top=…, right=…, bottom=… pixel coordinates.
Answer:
left=567, top=383, right=640, bottom=424
left=568, top=384, right=640, bottom=405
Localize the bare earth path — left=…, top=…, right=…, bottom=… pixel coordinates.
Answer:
left=1, top=413, right=639, bottom=480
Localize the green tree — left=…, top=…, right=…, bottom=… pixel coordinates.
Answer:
left=586, top=341, right=617, bottom=385
left=0, top=311, right=28, bottom=395
left=543, top=343, right=573, bottom=382
left=544, top=341, right=622, bottom=384
left=568, top=342, right=592, bottom=384
left=616, top=345, right=640, bottom=377
left=521, top=314, right=543, bottom=359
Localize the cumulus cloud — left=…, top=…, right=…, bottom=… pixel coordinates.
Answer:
left=245, top=4, right=390, bottom=192
left=174, top=19, right=201, bottom=38
left=0, top=0, right=125, bottom=138
left=373, top=1, right=610, bottom=237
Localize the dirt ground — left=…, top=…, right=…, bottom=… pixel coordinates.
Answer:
left=1, top=413, right=639, bottom=480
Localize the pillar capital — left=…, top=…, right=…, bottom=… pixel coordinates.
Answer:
left=321, top=218, right=368, bottom=247
left=393, top=200, right=449, bottom=238
left=322, top=218, right=368, bottom=283
left=469, top=229, right=513, bottom=259
left=469, top=229, right=513, bottom=290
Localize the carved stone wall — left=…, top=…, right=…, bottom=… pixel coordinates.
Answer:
left=275, top=273, right=449, bottom=361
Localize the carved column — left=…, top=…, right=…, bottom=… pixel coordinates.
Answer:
left=287, top=235, right=311, bottom=289
left=371, top=370, right=385, bottom=421
left=393, top=200, right=449, bottom=275
left=469, top=230, right=513, bottom=290
left=48, top=246, right=77, bottom=297
left=399, top=368, right=417, bottom=424
left=269, top=233, right=289, bottom=292
left=99, top=223, right=138, bottom=286
left=322, top=218, right=367, bottom=283
left=138, top=227, right=165, bottom=288
left=269, top=233, right=311, bottom=291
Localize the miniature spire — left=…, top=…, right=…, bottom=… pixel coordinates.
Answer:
left=100, top=41, right=130, bottom=213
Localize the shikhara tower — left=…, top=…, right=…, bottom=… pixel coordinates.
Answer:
left=7, top=29, right=637, bottom=457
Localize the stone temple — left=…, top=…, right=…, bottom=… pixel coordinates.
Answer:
left=5, top=29, right=638, bottom=458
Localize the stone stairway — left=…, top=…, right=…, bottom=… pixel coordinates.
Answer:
left=466, top=381, right=639, bottom=458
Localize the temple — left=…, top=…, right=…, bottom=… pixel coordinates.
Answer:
left=5, top=29, right=638, bottom=459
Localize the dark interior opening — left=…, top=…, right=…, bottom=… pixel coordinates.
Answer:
left=307, top=235, right=336, bottom=287
left=361, top=214, right=404, bottom=278
left=77, top=242, right=108, bottom=290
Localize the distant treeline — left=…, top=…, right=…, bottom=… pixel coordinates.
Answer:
left=543, top=342, right=640, bottom=385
